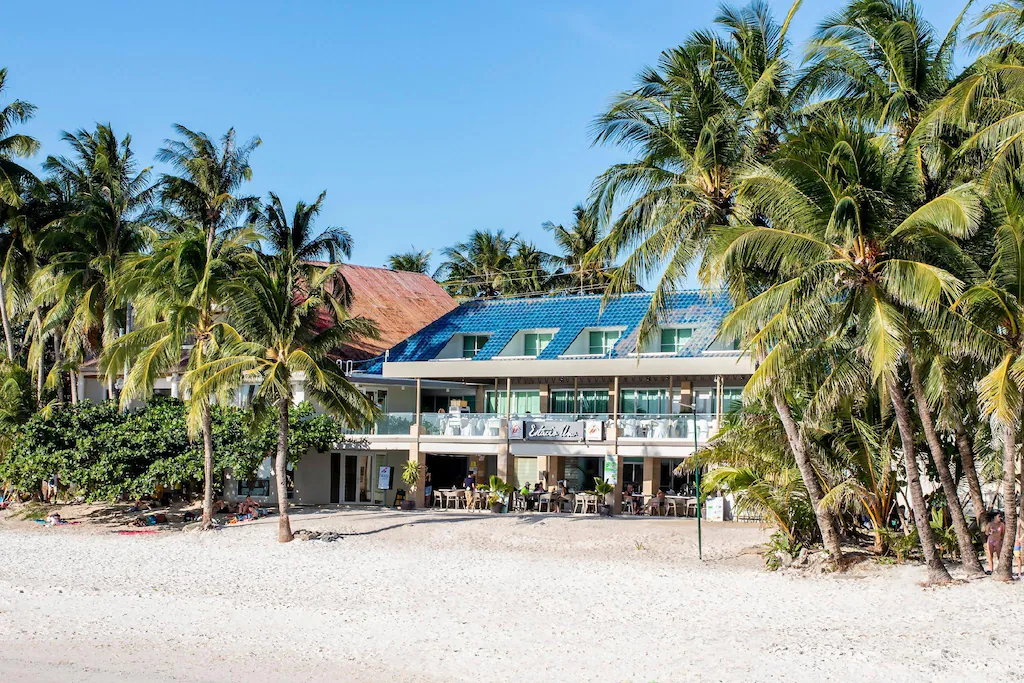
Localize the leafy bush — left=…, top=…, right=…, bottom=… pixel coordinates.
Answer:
left=0, top=397, right=346, bottom=501
left=763, top=531, right=803, bottom=571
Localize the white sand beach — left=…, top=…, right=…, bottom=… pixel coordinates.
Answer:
left=0, top=508, right=1021, bottom=682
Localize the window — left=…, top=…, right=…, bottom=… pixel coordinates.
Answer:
left=620, top=389, right=669, bottom=415
left=485, top=390, right=540, bottom=414
left=588, top=330, right=620, bottom=355
left=660, top=328, right=692, bottom=353
left=549, top=389, right=610, bottom=414
left=237, top=479, right=271, bottom=496
left=462, top=335, right=490, bottom=358
left=523, top=332, right=553, bottom=357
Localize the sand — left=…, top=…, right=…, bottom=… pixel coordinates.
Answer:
left=0, top=506, right=1021, bottom=682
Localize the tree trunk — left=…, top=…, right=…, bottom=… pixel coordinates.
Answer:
left=953, top=418, right=987, bottom=525
left=772, top=391, right=844, bottom=562
left=53, top=330, right=64, bottom=404
left=69, top=369, right=78, bottom=405
left=201, top=402, right=215, bottom=529
left=995, top=422, right=1017, bottom=582
left=908, top=361, right=985, bottom=576
left=0, top=276, right=14, bottom=360
left=887, top=380, right=952, bottom=584
left=276, top=398, right=293, bottom=543
left=36, top=329, right=44, bottom=409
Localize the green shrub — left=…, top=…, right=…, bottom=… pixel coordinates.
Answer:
left=0, top=397, right=346, bottom=501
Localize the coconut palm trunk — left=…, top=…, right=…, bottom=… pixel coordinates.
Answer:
left=53, top=330, right=64, bottom=403
left=69, top=368, right=78, bottom=404
left=888, top=380, right=952, bottom=584
left=0, top=277, right=13, bottom=360
left=908, top=362, right=985, bottom=576
left=200, top=402, right=215, bottom=529
left=772, top=391, right=844, bottom=562
left=995, top=422, right=1018, bottom=582
left=276, top=397, right=293, bottom=543
left=953, top=419, right=987, bottom=525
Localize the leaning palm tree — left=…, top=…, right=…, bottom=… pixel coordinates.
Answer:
left=386, top=248, right=431, bottom=274
left=434, top=229, right=517, bottom=298
left=951, top=169, right=1024, bottom=581
left=710, top=118, right=987, bottom=583
left=185, top=257, right=377, bottom=542
left=0, top=68, right=40, bottom=360
left=102, top=219, right=259, bottom=528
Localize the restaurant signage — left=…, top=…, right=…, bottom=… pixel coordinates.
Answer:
left=525, top=420, right=586, bottom=441
left=509, top=419, right=607, bottom=442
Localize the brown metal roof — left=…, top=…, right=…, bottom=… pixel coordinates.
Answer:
left=328, top=264, right=456, bottom=361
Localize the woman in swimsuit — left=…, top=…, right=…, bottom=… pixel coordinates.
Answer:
left=986, top=511, right=1005, bottom=573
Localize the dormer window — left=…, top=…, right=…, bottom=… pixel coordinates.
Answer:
left=660, top=328, right=692, bottom=353
left=588, top=330, right=620, bottom=355
left=462, top=335, right=490, bottom=358
left=523, top=332, right=553, bottom=357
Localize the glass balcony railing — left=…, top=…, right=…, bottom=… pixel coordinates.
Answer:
left=615, top=413, right=717, bottom=440
left=338, top=411, right=717, bottom=441
left=419, top=412, right=503, bottom=437
left=340, top=412, right=417, bottom=436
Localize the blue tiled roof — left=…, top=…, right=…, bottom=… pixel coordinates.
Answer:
left=355, top=291, right=733, bottom=373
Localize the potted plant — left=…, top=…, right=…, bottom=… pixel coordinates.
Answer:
left=486, top=475, right=513, bottom=513
left=594, top=477, right=614, bottom=516
left=400, top=460, right=422, bottom=510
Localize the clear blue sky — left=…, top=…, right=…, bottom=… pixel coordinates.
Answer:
left=5, top=0, right=967, bottom=278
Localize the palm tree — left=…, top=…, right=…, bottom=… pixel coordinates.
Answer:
left=543, top=204, right=614, bottom=294
left=504, top=241, right=553, bottom=296
left=434, top=229, right=517, bottom=298
left=0, top=68, right=40, bottom=360
left=799, top=0, right=972, bottom=143
left=589, top=1, right=800, bottom=345
left=34, top=124, right=155, bottom=397
left=951, top=169, right=1024, bottom=581
left=156, top=125, right=261, bottom=250
left=102, top=219, right=259, bottom=527
left=186, top=192, right=376, bottom=541
left=711, top=118, right=986, bottom=583
left=386, top=248, right=431, bottom=274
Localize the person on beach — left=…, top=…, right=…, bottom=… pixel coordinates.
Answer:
left=986, top=511, right=1005, bottom=573
left=237, top=496, right=259, bottom=517
left=550, top=480, right=568, bottom=513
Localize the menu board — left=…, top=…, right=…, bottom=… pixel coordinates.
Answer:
left=378, top=466, right=393, bottom=491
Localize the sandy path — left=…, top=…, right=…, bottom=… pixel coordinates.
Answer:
left=0, top=508, right=1021, bottom=682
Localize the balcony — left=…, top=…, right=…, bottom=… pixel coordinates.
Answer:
left=337, top=411, right=717, bottom=443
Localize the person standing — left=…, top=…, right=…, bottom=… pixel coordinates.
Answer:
left=463, top=470, right=477, bottom=510
left=986, top=511, right=1006, bottom=573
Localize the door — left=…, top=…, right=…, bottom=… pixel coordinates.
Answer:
left=330, top=453, right=341, bottom=504
left=344, top=455, right=357, bottom=502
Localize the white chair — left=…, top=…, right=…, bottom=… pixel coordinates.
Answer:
left=538, top=493, right=551, bottom=512
left=572, top=494, right=584, bottom=513
left=652, top=419, right=669, bottom=439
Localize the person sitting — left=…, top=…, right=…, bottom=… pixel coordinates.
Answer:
left=646, top=489, right=666, bottom=516
left=623, top=484, right=638, bottom=514
left=237, top=496, right=259, bottom=517
left=212, top=498, right=235, bottom=514
left=550, top=480, right=569, bottom=513
left=520, top=482, right=535, bottom=511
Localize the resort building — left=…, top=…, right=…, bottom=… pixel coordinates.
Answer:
left=282, top=290, right=753, bottom=513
